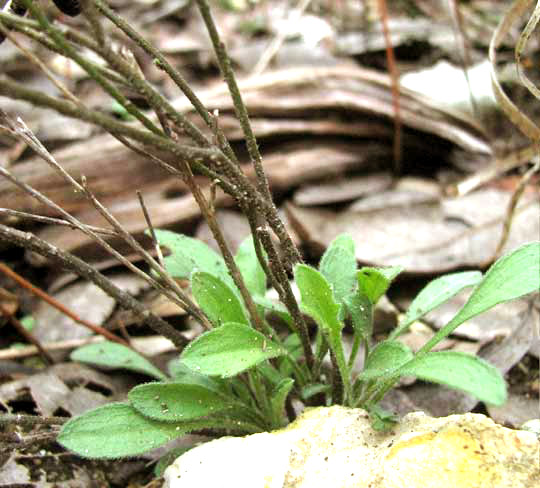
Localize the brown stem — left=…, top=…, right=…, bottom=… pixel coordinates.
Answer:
left=179, top=159, right=268, bottom=334
left=0, top=224, right=188, bottom=349
left=0, top=261, right=128, bottom=348
left=195, top=0, right=302, bottom=269
left=257, top=227, right=314, bottom=373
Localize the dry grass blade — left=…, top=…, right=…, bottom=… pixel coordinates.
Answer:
left=489, top=0, right=540, bottom=141
left=515, top=0, right=540, bottom=101
left=487, top=159, right=540, bottom=264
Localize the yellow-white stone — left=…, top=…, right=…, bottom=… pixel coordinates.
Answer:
left=163, top=406, right=540, bottom=488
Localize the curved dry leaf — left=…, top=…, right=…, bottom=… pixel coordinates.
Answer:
left=293, top=172, right=393, bottom=206
left=515, top=0, right=540, bottom=101
left=489, top=0, right=540, bottom=141
left=286, top=187, right=539, bottom=273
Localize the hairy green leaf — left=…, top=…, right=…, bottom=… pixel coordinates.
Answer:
left=191, top=271, right=248, bottom=326
left=129, top=382, right=232, bottom=422
left=420, top=242, right=540, bottom=353
left=368, top=404, right=398, bottom=431
left=168, top=360, right=225, bottom=392
left=356, top=266, right=403, bottom=305
left=295, top=264, right=349, bottom=399
left=300, top=383, right=331, bottom=401
left=343, top=292, right=372, bottom=339
left=270, top=378, right=294, bottom=425
left=399, top=351, right=506, bottom=405
left=58, top=403, right=198, bottom=459
left=390, top=271, right=482, bottom=340
left=153, top=229, right=229, bottom=282
left=326, top=233, right=355, bottom=254
left=360, top=340, right=414, bottom=380
left=319, top=234, right=357, bottom=304
left=235, top=235, right=266, bottom=296
left=295, top=264, right=342, bottom=333
left=180, top=322, right=286, bottom=377
left=252, top=295, right=293, bottom=326
left=70, top=342, right=166, bottom=380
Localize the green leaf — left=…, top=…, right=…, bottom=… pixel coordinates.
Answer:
left=360, top=340, right=414, bottom=380
left=168, top=360, right=224, bottom=392
left=153, top=230, right=229, bottom=282
left=180, top=322, right=286, bottom=377
left=278, top=334, right=304, bottom=378
left=230, top=377, right=255, bottom=406
left=270, top=378, right=294, bottom=425
left=252, top=295, right=293, bottom=326
left=399, top=351, right=506, bottom=405
left=390, top=271, right=482, bottom=340
left=282, top=333, right=302, bottom=359
left=235, top=236, right=266, bottom=296
left=70, top=342, right=166, bottom=380
left=356, top=266, right=403, bottom=305
left=154, top=447, right=192, bottom=477
left=368, top=404, right=398, bottom=431
left=319, top=234, right=357, bottom=304
left=420, top=242, right=540, bottom=353
left=20, top=315, right=35, bottom=331
left=295, top=264, right=349, bottom=399
left=295, top=264, right=342, bottom=333
left=300, top=383, right=331, bottom=400
left=129, top=382, right=232, bottom=422
left=326, top=233, right=355, bottom=254
left=256, top=361, right=285, bottom=386
left=57, top=403, right=199, bottom=459
left=343, top=292, right=372, bottom=339
left=191, top=271, right=248, bottom=326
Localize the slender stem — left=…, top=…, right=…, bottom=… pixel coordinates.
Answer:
left=194, top=0, right=267, bottom=194
left=328, top=347, right=344, bottom=404
left=195, top=0, right=302, bottom=268
left=0, top=114, right=211, bottom=327
left=21, top=0, right=163, bottom=136
left=179, top=158, right=268, bottom=333
left=0, top=224, right=188, bottom=349
left=137, top=191, right=165, bottom=269
left=245, top=210, right=283, bottom=298
left=0, top=261, right=129, bottom=347
left=82, top=1, right=105, bottom=46
left=0, top=413, right=66, bottom=427
left=348, top=332, right=362, bottom=370
left=92, top=0, right=244, bottom=170
left=0, top=77, right=222, bottom=166
left=79, top=177, right=212, bottom=329
left=257, top=227, right=314, bottom=373
left=0, top=431, right=59, bottom=452
left=0, top=208, right=117, bottom=235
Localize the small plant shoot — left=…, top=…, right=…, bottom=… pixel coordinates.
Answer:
left=59, top=233, right=540, bottom=461
left=1, top=0, right=538, bottom=480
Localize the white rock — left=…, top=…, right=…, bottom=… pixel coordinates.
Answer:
left=163, top=406, right=540, bottom=488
